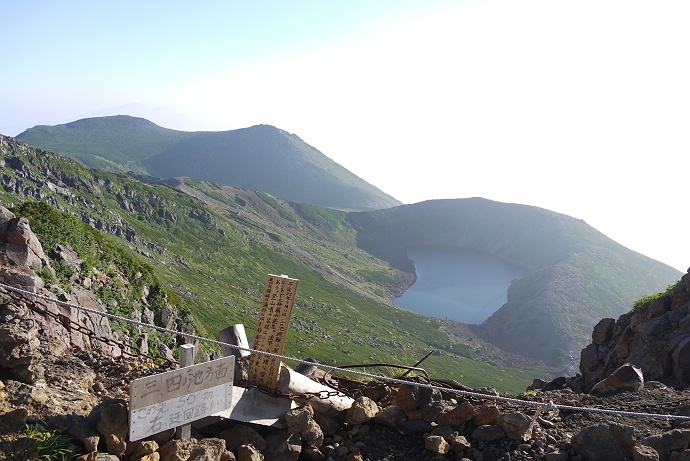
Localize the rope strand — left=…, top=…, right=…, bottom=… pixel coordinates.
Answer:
left=2, top=281, right=689, bottom=421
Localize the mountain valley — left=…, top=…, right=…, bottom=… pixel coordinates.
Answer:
left=2, top=118, right=684, bottom=387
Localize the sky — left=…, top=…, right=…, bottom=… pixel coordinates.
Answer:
left=2, top=1, right=689, bottom=273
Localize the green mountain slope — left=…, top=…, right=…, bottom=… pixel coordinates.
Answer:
left=15, top=115, right=190, bottom=171
left=0, top=134, right=547, bottom=393
left=347, top=199, right=681, bottom=369
left=15, top=116, right=401, bottom=211
left=1, top=133, right=681, bottom=384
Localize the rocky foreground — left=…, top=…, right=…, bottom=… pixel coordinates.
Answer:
left=2, top=204, right=690, bottom=460
left=1, top=324, right=690, bottom=461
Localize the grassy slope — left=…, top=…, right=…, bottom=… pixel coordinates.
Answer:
left=0, top=135, right=547, bottom=393
left=16, top=115, right=191, bottom=172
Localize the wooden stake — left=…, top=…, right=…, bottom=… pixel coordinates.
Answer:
left=175, top=344, right=194, bottom=440
left=248, top=274, right=299, bottom=389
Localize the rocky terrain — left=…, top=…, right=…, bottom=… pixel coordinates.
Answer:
left=2, top=205, right=690, bottom=460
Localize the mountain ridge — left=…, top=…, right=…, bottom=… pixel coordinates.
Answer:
left=15, top=115, right=401, bottom=211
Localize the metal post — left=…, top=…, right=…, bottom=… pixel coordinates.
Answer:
left=176, top=343, right=194, bottom=440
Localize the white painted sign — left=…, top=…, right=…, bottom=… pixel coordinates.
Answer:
left=129, top=356, right=234, bottom=441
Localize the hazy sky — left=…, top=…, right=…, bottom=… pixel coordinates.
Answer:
left=2, top=1, right=688, bottom=272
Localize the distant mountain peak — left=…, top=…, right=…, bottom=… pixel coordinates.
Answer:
left=16, top=116, right=402, bottom=211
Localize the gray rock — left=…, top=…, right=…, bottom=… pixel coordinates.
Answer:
left=311, top=411, right=342, bottom=437
left=237, top=444, right=263, bottom=461
left=416, top=388, right=445, bottom=422
left=448, top=433, right=471, bottom=452
left=544, top=452, right=569, bottom=461
left=159, top=439, right=194, bottom=461
left=670, top=450, right=690, bottom=461
left=299, top=446, right=325, bottom=461
left=672, top=336, right=690, bottom=384
left=285, top=404, right=314, bottom=433
left=285, top=404, right=323, bottom=447
left=590, top=363, right=644, bottom=395
left=397, top=419, right=433, bottom=435
left=592, top=318, right=616, bottom=345
left=344, top=396, right=378, bottom=424
left=0, top=301, right=44, bottom=383
left=219, top=425, right=266, bottom=453
left=130, top=440, right=159, bottom=460
left=395, top=383, right=420, bottom=412
left=263, top=431, right=301, bottom=461
left=96, top=400, right=129, bottom=456
left=472, top=425, right=506, bottom=442
left=498, top=412, right=533, bottom=441
left=571, top=423, right=635, bottom=461
left=642, top=428, right=690, bottom=458
left=373, top=405, right=407, bottom=428
left=425, top=435, right=450, bottom=455
left=638, top=317, right=671, bottom=338
left=473, top=405, right=501, bottom=426
left=438, top=401, right=476, bottom=429
left=188, top=438, right=229, bottom=461
left=633, top=444, right=660, bottom=461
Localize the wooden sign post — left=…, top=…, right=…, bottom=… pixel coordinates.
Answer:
left=128, top=355, right=234, bottom=442
left=247, top=274, right=299, bottom=390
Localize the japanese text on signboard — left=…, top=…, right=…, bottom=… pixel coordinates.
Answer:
left=129, top=356, right=234, bottom=441
left=248, top=274, right=299, bottom=389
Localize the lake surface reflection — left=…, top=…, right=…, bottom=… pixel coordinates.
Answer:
left=394, top=247, right=528, bottom=324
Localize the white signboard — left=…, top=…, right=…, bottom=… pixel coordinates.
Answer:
left=129, top=356, right=234, bottom=441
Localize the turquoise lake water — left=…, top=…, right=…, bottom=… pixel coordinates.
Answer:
left=394, top=247, right=528, bottom=324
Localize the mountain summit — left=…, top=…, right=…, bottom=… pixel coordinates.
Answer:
left=16, top=116, right=401, bottom=211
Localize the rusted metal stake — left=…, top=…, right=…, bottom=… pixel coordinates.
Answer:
left=399, top=350, right=436, bottom=378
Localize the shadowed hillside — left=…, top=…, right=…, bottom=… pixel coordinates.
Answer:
left=347, top=199, right=681, bottom=370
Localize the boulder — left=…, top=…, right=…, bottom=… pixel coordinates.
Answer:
left=395, top=383, right=420, bottom=412
left=448, top=433, right=471, bottom=452
left=642, top=429, right=690, bottom=458
left=438, top=401, right=476, bottom=429
left=498, top=411, right=533, bottom=441
left=188, top=438, right=230, bottom=461
left=397, top=419, right=433, bottom=435
left=0, top=299, right=44, bottom=383
left=285, top=405, right=323, bottom=447
left=344, top=396, right=378, bottom=425
left=590, top=364, right=644, bottom=395
left=263, top=431, right=301, bottom=461
left=96, top=401, right=129, bottom=455
left=424, top=435, right=450, bottom=455
left=472, top=425, right=506, bottom=442
left=473, top=404, right=501, bottom=426
left=592, top=318, right=616, bottom=345
left=219, top=425, right=266, bottom=453
left=672, top=335, right=690, bottom=384
left=130, top=440, right=159, bottom=458
left=571, top=423, right=635, bottom=461
left=633, top=444, right=660, bottom=461
left=159, top=439, right=194, bottom=461
left=373, top=405, right=407, bottom=428
left=3, top=216, right=52, bottom=270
